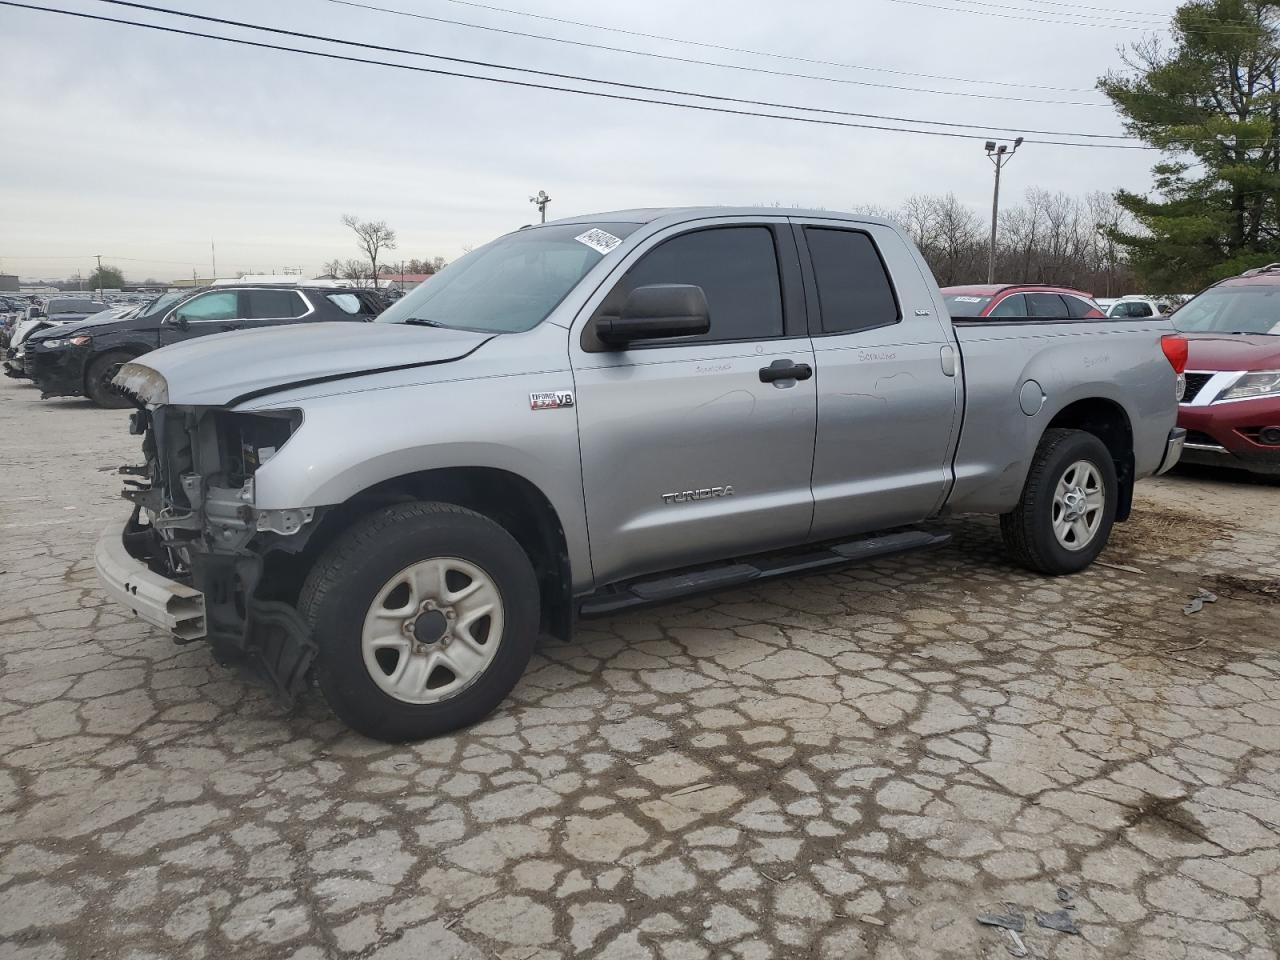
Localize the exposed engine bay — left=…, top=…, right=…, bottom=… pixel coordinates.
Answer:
left=120, top=404, right=320, bottom=702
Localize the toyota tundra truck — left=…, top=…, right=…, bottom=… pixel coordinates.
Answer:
left=95, top=208, right=1188, bottom=742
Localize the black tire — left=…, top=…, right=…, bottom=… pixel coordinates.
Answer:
left=1000, top=428, right=1118, bottom=576
left=84, top=350, right=136, bottom=409
left=298, top=502, right=540, bottom=742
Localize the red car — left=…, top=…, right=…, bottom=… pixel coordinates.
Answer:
left=1172, top=266, right=1280, bottom=477
left=942, top=284, right=1106, bottom=320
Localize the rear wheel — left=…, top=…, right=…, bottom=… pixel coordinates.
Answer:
left=1001, top=428, right=1118, bottom=575
left=298, top=502, right=539, bottom=742
left=84, top=350, right=135, bottom=408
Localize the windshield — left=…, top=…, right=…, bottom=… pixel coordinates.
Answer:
left=1172, top=286, right=1280, bottom=335
left=138, top=290, right=188, bottom=320
left=943, top=294, right=993, bottom=318
left=377, top=222, right=639, bottom=333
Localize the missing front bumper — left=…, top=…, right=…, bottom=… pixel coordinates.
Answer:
left=94, top=516, right=206, bottom=641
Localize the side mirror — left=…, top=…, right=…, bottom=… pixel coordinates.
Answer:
left=165, top=312, right=190, bottom=331
left=595, top=284, right=710, bottom=347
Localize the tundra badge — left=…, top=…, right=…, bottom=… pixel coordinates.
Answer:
left=530, top=391, right=575, bottom=410
left=662, top=486, right=734, bottom=504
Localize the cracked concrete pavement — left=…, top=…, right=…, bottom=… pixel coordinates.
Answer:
left=1, top=376, right=1279, bottom=960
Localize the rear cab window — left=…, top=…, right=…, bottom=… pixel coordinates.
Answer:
left=803, top=227, right=900, bottom=334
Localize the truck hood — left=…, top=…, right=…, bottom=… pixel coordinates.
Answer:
left=115, top=321, right=494, bottom=407
left=1185, top=333, right=1280, bottom=372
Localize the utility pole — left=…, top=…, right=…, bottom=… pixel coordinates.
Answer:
left=984, top=138, right=1023, bottom=284
left=529, top=190, right=552, bottom=224
left=95, top=254, right=103, bottom=297
left=211, top=240, right=217, bottom=280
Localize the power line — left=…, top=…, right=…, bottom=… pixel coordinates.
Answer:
left=876, top=0, right=1263, bottom=35
left=322, top=0, right=1099, bottom=96
left=90, top=0, right=1132, bottom=139
left=92, top=0, right=1112, bottom=108
left=0, top=1, right=1163, bottom=149
left=881, top=0, right=1165, bottom=27
left=999, top=0, right=1177, bottom=18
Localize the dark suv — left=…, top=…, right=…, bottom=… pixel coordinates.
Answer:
left=25, top=285, right=385, bottom=408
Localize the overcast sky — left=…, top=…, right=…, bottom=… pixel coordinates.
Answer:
left=0, top=0, right=1178, bottom=282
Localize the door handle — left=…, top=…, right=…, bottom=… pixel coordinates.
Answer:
left=759, top=360, right=813, bottom=383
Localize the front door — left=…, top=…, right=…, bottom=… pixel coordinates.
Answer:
left=572, top=221, right=818, bottom=586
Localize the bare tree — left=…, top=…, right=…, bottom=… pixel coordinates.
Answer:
left=339, top=258, right=372, bottom=285
left=884, top=188, right=1139, bottom=295
left=342, top=215, right=397, bottom=289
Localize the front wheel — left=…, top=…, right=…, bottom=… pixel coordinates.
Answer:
left=84, top=350, right=136, bottom=408
left=1001, top=428, right=1118, bottom=575
left=298, top=502, right=540, bottom=742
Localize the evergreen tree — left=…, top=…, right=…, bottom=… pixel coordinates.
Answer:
left=1101, top=0, right=1280, bottom=289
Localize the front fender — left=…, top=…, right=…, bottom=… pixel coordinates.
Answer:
left=249, top=374, right=592, bottom=589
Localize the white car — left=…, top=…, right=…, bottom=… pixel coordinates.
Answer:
left=1106, top=296, right=1170, bottom=319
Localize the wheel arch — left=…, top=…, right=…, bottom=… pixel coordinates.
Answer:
left=267, top=466, right=574, bottom=642
left=83, top=343, right=149, bottom=395
left=1044, top=396, right=1136, bottom=521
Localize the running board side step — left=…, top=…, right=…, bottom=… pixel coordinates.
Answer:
left=578, top=529, right=951, bottom=618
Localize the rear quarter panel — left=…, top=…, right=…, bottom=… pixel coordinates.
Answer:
left=946, top=319, right=1177, bottom=515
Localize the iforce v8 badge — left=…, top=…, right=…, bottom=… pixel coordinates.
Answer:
left=530, top=391, right=575, bottom=411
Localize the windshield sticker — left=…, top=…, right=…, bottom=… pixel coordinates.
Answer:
left=952, top=296, right=985, bottom=303
left=574, top=229, right=623, bottom=255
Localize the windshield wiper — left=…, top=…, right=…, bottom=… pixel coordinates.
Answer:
left=403, top=318, right=451, bottom=328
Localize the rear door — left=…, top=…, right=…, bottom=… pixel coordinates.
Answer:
left=571, top=219, right=817, bottom=585
left=793, top=219, right=962, bottom=539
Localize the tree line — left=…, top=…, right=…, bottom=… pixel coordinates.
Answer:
left=857, top=190, right=1145, bottom=295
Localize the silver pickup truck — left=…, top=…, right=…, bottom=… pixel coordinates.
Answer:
left=96, top=208, right=1188, bottom=742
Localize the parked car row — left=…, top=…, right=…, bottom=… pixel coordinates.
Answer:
left=5, top=285, right=386, bottom=407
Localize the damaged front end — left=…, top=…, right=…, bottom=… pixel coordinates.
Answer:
left=113, top=393, right=321, bottom=704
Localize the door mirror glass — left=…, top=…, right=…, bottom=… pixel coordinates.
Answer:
left=596, top=284, right=710, bottom=346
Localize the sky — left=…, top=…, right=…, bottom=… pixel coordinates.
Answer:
left=0, top=0, right=1180, bottom=283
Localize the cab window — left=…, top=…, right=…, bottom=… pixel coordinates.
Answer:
left=803, top=227, right=899, bottom=334
left=602, top=226, right=784, bottom=343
